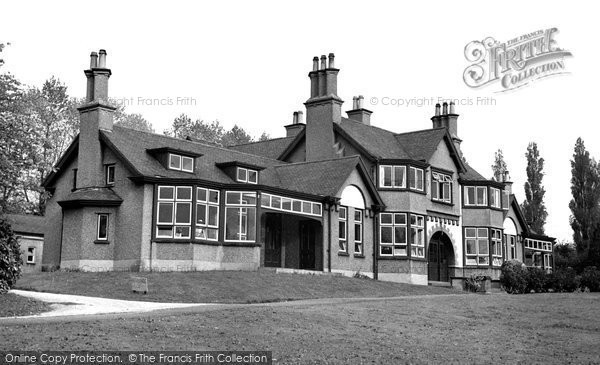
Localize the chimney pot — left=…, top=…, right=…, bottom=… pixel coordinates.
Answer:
left=293, top=111, right=298, bottom=125
left=357, top=95, right=364, bottom=109
left=297, top=110, right=304, bottom=124
left=435, top=103, right=441, bottom=116
left=328, top=53, right=335, bottom=68
left=90, top=52, right=98, bottom=68
left=442, top=102, right=448, bottom=115
left=320, top=55, right=327, bottom=70
left=352, top=96, right=358, bottom=109
left=449, top=101, right=456, bottom=114
left=98, top=49, right=107, bottom=68
left=312, top=56, right=319, bottom=71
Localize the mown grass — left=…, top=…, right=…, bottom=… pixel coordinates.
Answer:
left=0, top=293, right=50, bottom=317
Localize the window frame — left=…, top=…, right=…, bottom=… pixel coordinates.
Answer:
left=96, top=213, right=109, bottom=241
left=168, top=153, right=194, bottom=173
left=409, top=167, right=424, bottom=192
left=491, top=228, right=503, bottom=266
left=464, top=186, right=488, bottom=207
left=431, top=171, right=452, bottom=204
left=354, top=208, right=363, bottom=255
left=224, top=191, right=257, bottom=242
left=26, top=247, right=35, bottom=264
left=105, top=164, right=116, bottom=185
left=465, top=227, right=490, bottom=266
left=379, top=212, right=407, bottom=257
left=490, top=187, right=501, bottom=209
left=236, top=167, right=259, bottom=184
left=379, top=165, right=406, bottom=189
left=195, top=187, right=220, bottom=241
left=410, top=214, right=425, bottom=258
left=338, top=206, right=348, bottom=253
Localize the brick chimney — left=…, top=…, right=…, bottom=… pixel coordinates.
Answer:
left=305, top=53, right=343, bottom=161
left=76, top=49, right=116, bottom=188
left=346, top=95, right=372, bottom=125
left=284, top=111, right=305, bottom=137
left=431, top=101, right=462, bottom=153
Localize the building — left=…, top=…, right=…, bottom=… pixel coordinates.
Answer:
left=41, top=50, right=554, bottom=286
left=5, top=214, right=45, bottom=273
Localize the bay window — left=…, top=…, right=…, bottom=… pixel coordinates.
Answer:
left=410, top=214, right=425, bottom=258
left=431, top=172, right=452, bottom=203
left=156, top=186, right=192, bottom=239
left=409, top=167, right=424, bottom=191
left=464, top=186, right=487, bottom=206
left=465, top=227, right=489, bottom=266
left=354, top=209, right=363, bottom=255
left=490, top=187, right=501, bottom=208
left=339, top=206, right=347, bottom=253
left=225, top=191, right=257, bottom=242
left=195, top=188, right=219, bottom=241
left=379, top=165, right=406, bottom=188
left=379, top=213, right=407, bottom=256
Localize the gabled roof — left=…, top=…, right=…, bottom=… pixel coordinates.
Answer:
left=336, top=118, right=408, bottom=160
left=5, top=214, right=46, bottom=236
left=459, top=161, right=488, bottom=181
left=229, top=136, right=298, bottom=160
left=394, top=127, right=449, bottom=161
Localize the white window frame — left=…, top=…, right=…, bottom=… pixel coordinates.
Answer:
left=379, top=165, right=406, bottom=188
left=410, top=214, right=425, bottom=258
left=409, top=167, right=424, bottom=191
left=354, top=208, right=363, bottom=255
left=431, top=171, right=452, bottom=203
left=106, top=164, right=115, bottom=185
left=491, top=228, right=503, bottom=266
left=224, top=191, right=257, bottom=242
left=490, top=187, right=501, bottom=209
left=464, top=186, right=488, bottom=206
left=26, top=247, right=35, bottom=264
left=236, top=167, right=258, bottom=184
left=97, top=214, right=109, bottom=241
left=339, top=206, right=347, bottom=253
left=379, top=213, right=407, bottom=256
left=168, top=153, right=194, bottom=173
left=260, top=193, right=322, bottom=217
left=156, top=185, right=193, bottom=239
left=195, top=187, right=220, bottom=241
left=465, top=227, right=489, bottom=266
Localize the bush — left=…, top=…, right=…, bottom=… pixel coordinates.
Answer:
left=551, top=267, right=580, bottom=292
left=0, top=216, right=23, bottom=294
left=500, top=260, right=528, bottom=294
left=526, top=267, right=548, bottom=293
left=580, top=266, right=600, bottom=292
left=465, top=275, right=487, bottom=293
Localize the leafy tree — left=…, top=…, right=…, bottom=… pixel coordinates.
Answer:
left=115, top=113, right=154, bottom=133
left=0, top=215, right=22, bottom=293
left=222, top=124, right=253, bottom=146
left=569, top=138, right=600, bottom=266
left=491, top=149, right=508, bottom=181
left=258, top=132, right=271, bottom=141
left=521, top=142, right=547, bottom=234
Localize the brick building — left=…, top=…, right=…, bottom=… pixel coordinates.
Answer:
left=42, top=50, right=554, bottom=287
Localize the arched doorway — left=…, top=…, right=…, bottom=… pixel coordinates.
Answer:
left=428, top=231, right=454, bottom=282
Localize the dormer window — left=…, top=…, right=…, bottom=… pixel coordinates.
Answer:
left=169, top=153, right=194, bottom=173
left=236, top=167, right=258, bottom=184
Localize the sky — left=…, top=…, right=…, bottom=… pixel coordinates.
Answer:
left=1, top=0, right=598, bottom=242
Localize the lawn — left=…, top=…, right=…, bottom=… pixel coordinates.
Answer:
left=15, top=270, right=458, bottom=303
left=2, top=293, right=599, bottom=364
left=0, top=293, right=50, bottom=317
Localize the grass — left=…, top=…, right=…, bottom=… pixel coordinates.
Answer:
left=2, top=293, right=599, bottom=363
left=15, top=270, right=459, bottom=303
left=0, top=293, right=51, bottom=317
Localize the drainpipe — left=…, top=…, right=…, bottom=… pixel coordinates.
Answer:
left=373, top=209, right=378, bottom=280
left=326, top=197, right=332, bottom=272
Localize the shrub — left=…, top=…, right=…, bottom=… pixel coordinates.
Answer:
left=580, top=266, right=600, bottom=292
left=465, top=275, right=487, bottom=293
left=0, top=216, right=23, bottom=294
left=500, top=260, right=528, bottom=294
left=526, top=267, right=548, bottom=293
left=551, top=267, right=580, bottom=292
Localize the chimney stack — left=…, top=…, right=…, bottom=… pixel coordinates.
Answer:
left=77, top=49, right=116, bottom=188
left=346, top=95, right=373, bottom=126
left=305, top=52, right=344, bottom=161
left=285, top=110, right=305, bottom=137
left=431, top=99, right=461, bottom=153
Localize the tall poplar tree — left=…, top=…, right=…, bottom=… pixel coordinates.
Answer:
left=521, top=142, right=547, bottom=234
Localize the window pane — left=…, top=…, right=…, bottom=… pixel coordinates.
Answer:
left=169, top=154, right=181, bottom=169
left=195, top=227, right=207, bottom=240
left=207, top=228, right=218, bottom=240
left=237, top=168, right=247, bottom=182
left=225, top=207, right=240, bottom=240
left=467, top=187, right=475, bottom=204
left=354, top=209, right=362, bottom=222
left=248, top=170, right=258, bottom=183
left=394, top=213, right=406, bottom=225
left=208, top=190, right=219, bottom=204
left=182, top=157, right=194, bottom=172
left=354, top=224, right=362, bottom=242
left=381, top=227, right=393, bottom=244
left=381, top=166, right=392, bottom=187
left=465, top=228, right=476, bottom=238
left=432, top=181, right=439, bottom=199
left=272, top=196, right=281, bottom=209
left=196, top=204, right=207, bottom=225
left=261, top=193, right=271, bottom=207
left=176, top=186, right=192, bottom=200
left=381, top=246, right=393, bottom=255
left=339, top=221, right=346, bottom=240
left=175, top=203, right=191, bottom=224
left=380, top=213, right=392, bottom=225
left=394, top=226, right=406, bottom=244
left=393, top=166, right=405, bottom=187
left=208, top=205, right=219, bottom=227
left=302, top=202, right=311, bottom=213
left=157, top=202, right=174, bottom=224
left=242, top=192, right=257, bottom=205
left=292, top=200, right=301, bottom=212
left=98, top=215, right=108, bottom=239
left=339, top=207, right=347, bottom=220
left=157, top=226, right=173, bottom=238
left=312, top=203, right=322, bottom=216
left=466, top=239, right=476, bottom=254
left=478, top=239, right=489, bottom=255
left=197, top=188, right=207, bottom=202
left=158, top=186, right=174, bottom=200
left=107, top=165, right=115, bottom=184
left=443, top=183, right=450, bottom=201
left=226, top=192, right=241, bottom=205
left=244, top=207, right=256, bottom=241
left=416, top=169, right=424, bottom=190
left=174, top=226, right=190, bottom=238
left=478, top=228, right=488, bottom=237
left=477, top=187, right=487, bottom=205
left=282, top=198, right=292, bottom=211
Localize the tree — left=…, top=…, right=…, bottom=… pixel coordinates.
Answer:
left=258, top=132, right=271, bottom=141
left=0, top=215, right=22, bottom=293
left=569, top=137, right=600, bottom=266
left=115, top=113, right=154, bottom=133
left=491, top=149, right=508, bottom=181
left=222, top=124, right=253, bottom=146
left=521, top=142, right=547, bottom=234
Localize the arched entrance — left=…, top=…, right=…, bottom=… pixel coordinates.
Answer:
left=428, top=231, right=454, bottom=282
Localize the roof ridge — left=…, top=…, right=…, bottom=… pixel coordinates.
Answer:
left=273, top=155, right=360, bottom=168
left=111, top=125, right=287, bottom=164
left=394, top=126, right=447, bottom=137
left=341, top=117, right=397, bottom=135
left=228, top=136, right=294, bottom=147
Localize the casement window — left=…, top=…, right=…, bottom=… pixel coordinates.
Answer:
left=502, top=190, right=510, bottom=210
left=195, top=188, right=220, bottom=241
left=464, top=186, right=487, bottom=206
left=236, top=167, right=258, bottom=184
left=524, top=239, right=552, bottom=252
left=224, top=191, right=257, bottom=242
left=26, top=247, right=35, bottom=264
left=544, top=254, right=552, bottom=270
left=491, top=229, right=503, bottom=266
left=106, top=164, right=115, bottom=185
left=490, top=187, right=501, bottom=208
left=339, top=206, right=347, bottom=253
left=465, top=227, right=489, bottom=266
left=156, top=186, right=192, bottom=239
left=97, top=214, right=109, bottom=241
left=431, top=172, right=452, bottom=203
left=168, top=153, right=194, bottom=173
left=379, top=165, right=406, bottom=188
left=410, top=214, right=425, bottom=258
left=261, top=193, right=322, bottom=217
left=354, top=209, right=363, bottom=255
left=409, top=167, right=424, bottom=191
left=510, top=235, right=517, bottom=259
left=379, top=213, right=407, bottom=256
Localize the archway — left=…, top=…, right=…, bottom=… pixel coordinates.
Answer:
left=428, top=231, right=455, bottom=282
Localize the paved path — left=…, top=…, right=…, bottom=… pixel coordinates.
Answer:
left=9, top=289, right=204, bottom=318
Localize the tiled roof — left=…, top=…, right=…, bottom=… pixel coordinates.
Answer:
left=5, top=214, right=46, bottom=236
left=229, top=136, right=297, bottom=159
left=459, top=161, right=488, bottom=181
left=338, top=118, right=409, bottom=159
left=394, top=128, right=448, bottom=161
left=59, top=187, right=123, bottom=205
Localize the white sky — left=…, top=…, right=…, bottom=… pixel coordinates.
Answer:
left=2, top=0, right=598, bottom=242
